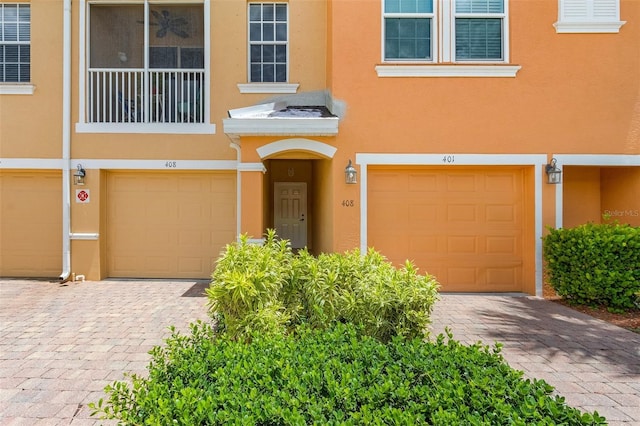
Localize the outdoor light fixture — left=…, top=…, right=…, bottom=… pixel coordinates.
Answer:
left=74, top=164, right=86, bottom=186
left=545, top=158, right=562, bottom=184
left=345, top=159, right=357, bottom=184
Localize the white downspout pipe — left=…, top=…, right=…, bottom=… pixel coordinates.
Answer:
left=60, top=0, right=72, bottom=281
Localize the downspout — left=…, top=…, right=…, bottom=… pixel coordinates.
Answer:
left=59, top=0, right=72, bottom=281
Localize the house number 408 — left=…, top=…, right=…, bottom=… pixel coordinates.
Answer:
left=165, top=161, right=177, bottom=168
left=342, top=200, right=354, bottom=207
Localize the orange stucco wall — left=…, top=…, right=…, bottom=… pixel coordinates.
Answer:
left=1, top=0, right=638, bottom=286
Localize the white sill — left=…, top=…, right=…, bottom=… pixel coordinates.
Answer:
left=375, top=64, right=521, bottom=78
left=553, top=21, right=626, bottom=33
left=237, top=83, right=299, bottom=94
left=0, top=84, right=36, bottom=95
left=75, top=122, right=216, bottom=134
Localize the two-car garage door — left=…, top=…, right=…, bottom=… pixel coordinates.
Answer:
left=368, top=167, right=532, bottom=293
left=107, top=172, right=236, bottom=279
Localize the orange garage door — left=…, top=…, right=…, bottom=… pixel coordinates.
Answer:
left=368, top=167, right=531, bottom=292
left=107, top=171, right=236, bottom=279
left=0, top=171, right=62, bottom=277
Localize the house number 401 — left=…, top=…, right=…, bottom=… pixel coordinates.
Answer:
left=442, top=155, right=455, bottom=164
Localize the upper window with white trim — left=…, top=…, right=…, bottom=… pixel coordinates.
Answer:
left=0, top=3, right=30, bottom=83
left=383, top=0, right=508, bottom=63
left=248, top=3, right=288, bottom=83
left=554, top=0, right=625, bottom=33
left=84, top=2, right=206, bottom=125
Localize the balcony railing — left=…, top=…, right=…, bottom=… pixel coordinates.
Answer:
left=87, top=69, right=205, bottom=124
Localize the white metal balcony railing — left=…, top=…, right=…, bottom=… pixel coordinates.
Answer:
left=87, top=69, right=205, bottom=124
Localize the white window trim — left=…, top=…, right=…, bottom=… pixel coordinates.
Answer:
left=247, top=2, right=290, bottom=84
left=380, top=0, right=515, bottom=77
left=553, top=21, right=625, bottom=33
left=376, top=64, right=520, bottom=77
left=77, top=0, right=213, bottom=134
left=554, top=0, right=625, bottom=33
left=0, top=84, right=35, bottom=95
left=237, top=82, right=299, bottom=94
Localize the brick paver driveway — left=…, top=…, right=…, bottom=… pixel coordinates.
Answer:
left=1, top=279, right=639, bottom=425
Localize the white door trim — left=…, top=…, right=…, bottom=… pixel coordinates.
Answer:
left=356, top=153, right=547, bottom=296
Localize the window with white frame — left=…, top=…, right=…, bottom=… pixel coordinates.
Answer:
left=554, top=0, right=625, bottom=33
left=383, top=0, right=508, bottom=63
left=248, top=3, right=288, bottom=83
left=0, top=3, right=30, bottom=83
left=85, top=2, right=205, bottom=124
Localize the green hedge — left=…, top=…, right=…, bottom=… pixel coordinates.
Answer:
left=543, top=223, right=640, bottom=309
left=206, top=230, right=440, bottom=342
left=90, top=322, right=604, bottom=425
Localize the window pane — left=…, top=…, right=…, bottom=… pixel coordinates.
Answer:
left=262, top=63, right=275, bottom=82
left=250, top=64, right=262, bottom=82
left=5, top=63, right=17, bottom=81
left=90, top=5, right=144, bottom=68
left=385, top=0, right=433, bottom=13
left=263, top=22, right=274, bottom=41
left=250, top=23, right=261, bottom=41
left=455, top=18, right=502, bottom=60
left=3, top=5, right=17, bottom=21
left=4, top=23, right=16, bottom=41
left=275, top=64, right=286, bottom=82
left=18, top=4, right=30, bottom=21
left=19, top=22, right=30, bottom=41
left=149, top=5, right=204, bottom=69
left=384, top=18, right=431, bottom=60
left=275, top=4, right=287, bottom=21
left=275, top=45, right=286, bottom=61
left=263, top=45, right=275, bottom=62
left=250, top=45, right=262, bottom=62
left=19, top=62, right=29, bottom=81
left=249, top=4, right=261, bottom=21
left=262, top=4, right=274, bottom=21
left=456, top=0, right=503, bottom=14
left=276, top=22, right=286, bottom=41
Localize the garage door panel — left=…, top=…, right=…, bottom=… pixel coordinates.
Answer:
left=369, top=167, right=527, bottom=292
left=1, top=172, right=62, bottom=277
left=107, top=172, right=236, bottom=279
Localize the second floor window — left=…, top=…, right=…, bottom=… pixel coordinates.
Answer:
left=249, top=3, right=288, bottom=83
left=383, top=0, right=508, bottom=63
left=0, top=3, right=30, bottom=83
left=87, top=3, right=205, bottom=124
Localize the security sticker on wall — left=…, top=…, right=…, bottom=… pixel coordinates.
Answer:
left=76, top=189, right=90, bottom=204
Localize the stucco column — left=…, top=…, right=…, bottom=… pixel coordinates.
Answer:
left=238, top=163, right=266, bottom=242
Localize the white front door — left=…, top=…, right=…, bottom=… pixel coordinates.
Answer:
left=274, top=182, right=307, bottom=248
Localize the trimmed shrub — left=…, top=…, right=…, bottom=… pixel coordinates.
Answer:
left=206, top=230, right=440, bottom=342
left=543, top=223, right=640, bottom=309
left=90, top=322, right=605, bottom=425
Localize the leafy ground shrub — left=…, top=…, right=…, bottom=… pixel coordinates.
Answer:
left=207, top=230, right=440, bottom=342
left=90, top=322, right=604, bottom=425
left=543, top=223, right=640, bottom=309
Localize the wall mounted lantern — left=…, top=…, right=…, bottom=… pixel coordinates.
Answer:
left=74, top=164, right=86, bottom=186
left=545, top=158, right=562, bottom=184
left=345, top=159, right=357, bottom=184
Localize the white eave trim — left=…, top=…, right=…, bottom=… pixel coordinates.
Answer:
left=237, top=83, right=300, bottom=94
left=553, top=21, right=626, bottom=33
left=75, top=123, right=216, bottom=135
left=0, top=84, right=36, bottom=95
left=223, top=117, right=339, bottom=136
left=375, top=65, right=522, bottom=78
